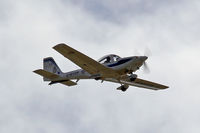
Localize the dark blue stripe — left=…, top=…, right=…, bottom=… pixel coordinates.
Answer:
left=107, top=58, right=132, bottom=67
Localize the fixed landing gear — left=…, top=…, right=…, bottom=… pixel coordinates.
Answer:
left=117, top=84, right=129, bottom=92
left=129, top=74, right=137, bottom=81
left=124, top=69, right=138, bottom=81
left=121, top=85, right=128, bottom=92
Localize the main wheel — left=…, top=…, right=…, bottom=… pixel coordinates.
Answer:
left=129, top=74, right=137, bottom=81
left=121, top=85, right=128, bottom=92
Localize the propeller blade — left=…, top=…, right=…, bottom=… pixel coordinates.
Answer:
left=144, top=47, right=152, bottom=57
left=133, top=49, right=141, bottom=56
left=143, top=61, right=150, bottom=73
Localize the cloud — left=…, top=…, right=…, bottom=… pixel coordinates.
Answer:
left=0, top=0, right=200, bottom=133
left=70, top=0, right=181, bottom=23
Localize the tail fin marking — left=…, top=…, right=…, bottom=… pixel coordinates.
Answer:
left=43, top=57, right=63, bottom=81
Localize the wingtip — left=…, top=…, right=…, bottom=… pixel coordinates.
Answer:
left=33, top=69, right=43, bottom=74
left=163, top=85, right=169, bottom=89
left=155, top=85, right=169, bottom=90
left=33, top=70, right=38, bottom=73
left=53, top=43, right=67, bottom=49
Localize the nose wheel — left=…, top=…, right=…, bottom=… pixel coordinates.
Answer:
left=129, top=73, right=137, bottom=81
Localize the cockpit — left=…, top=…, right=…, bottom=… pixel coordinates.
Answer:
left=98, top=54, right=121, bottom=64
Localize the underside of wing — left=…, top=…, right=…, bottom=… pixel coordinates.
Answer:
left=105, top=77, right=168, bottom=90
left=53, top=43, right=119, bottom=78
left=133, top=78, right=169, bottom=90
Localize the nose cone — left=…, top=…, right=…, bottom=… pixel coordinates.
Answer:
left=141, top=56, right=148, bottom=61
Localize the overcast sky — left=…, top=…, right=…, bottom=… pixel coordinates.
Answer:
left=1, top=0, right=200, bottom=133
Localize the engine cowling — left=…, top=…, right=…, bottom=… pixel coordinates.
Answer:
left=117, top=84, right=129, bottom=92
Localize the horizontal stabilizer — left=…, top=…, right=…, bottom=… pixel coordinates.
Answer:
left=61, top=80, right=77, bottom=86
left=33, top=69, right=77, bottom=86
left=33, top=69, right=60, bottom=80
left=49, top=80, right=77, bottom=86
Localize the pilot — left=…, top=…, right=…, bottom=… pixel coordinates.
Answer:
left=104, top=57, right=111, bottom=63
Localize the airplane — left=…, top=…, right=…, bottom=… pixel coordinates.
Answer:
left=33, top=43, right=169, bottom=92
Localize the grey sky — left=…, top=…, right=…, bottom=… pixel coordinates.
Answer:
left=70, top=0, right=180, bottom=23
left=0, top=0, right=200, bottom=133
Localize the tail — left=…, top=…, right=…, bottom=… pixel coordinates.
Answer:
left=43, top=57, right=63, bottom=81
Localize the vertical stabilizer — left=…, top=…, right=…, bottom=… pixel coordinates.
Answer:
left=43, top=57, right=63, bottom=81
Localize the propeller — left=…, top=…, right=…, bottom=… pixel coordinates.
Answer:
left=143, top=61, right=150, bottom=73
left=133, top=46, right=152, bottom=73
left=143, top=47, right=151, bottom=73
left=134, top=46, right=152, bottom=57
left=144, top=47, right=152, bottom=57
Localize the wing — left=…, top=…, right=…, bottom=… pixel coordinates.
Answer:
left=105, top=77, right=168, bottom=90
left=133, top=78, right=168, bottom=90
left=53, top=43, right=120, bottom=78
left=33, top=69, right=77, bottom=86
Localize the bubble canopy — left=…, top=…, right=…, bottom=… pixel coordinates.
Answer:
left=98, top=54, right=121, bottom=64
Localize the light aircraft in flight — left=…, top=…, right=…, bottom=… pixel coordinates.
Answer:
left=33, top=43, right=168, bottom=92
